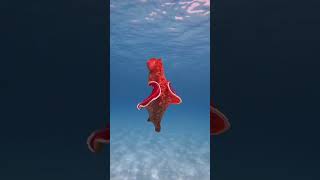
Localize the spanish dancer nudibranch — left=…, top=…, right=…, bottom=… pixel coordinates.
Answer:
left=87, top=58, right=230, bottom=152
left=137, top=58, right=182, bottom=132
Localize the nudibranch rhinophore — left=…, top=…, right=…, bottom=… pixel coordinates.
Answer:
left=137, top=58, right=182, bottom=132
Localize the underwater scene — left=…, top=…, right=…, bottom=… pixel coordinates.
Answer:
left=110, top=0, right=210, bottom=179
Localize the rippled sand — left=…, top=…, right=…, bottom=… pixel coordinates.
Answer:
left=110, top=126, right=210, bottom=180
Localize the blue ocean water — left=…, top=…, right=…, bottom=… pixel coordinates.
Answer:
left=110, top=0, right=210, bottom=179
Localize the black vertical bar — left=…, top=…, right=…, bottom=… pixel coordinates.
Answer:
left=210, top=0, right=216, bottom=179
left=104, top=0, right=110, bottom=179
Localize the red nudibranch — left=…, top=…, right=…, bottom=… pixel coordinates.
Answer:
left=137, top=58, right=182, bottom=132
left=87, top=58, right=230, bottom=153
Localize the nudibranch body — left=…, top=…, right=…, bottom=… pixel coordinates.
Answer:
left=86, top=58, right=230, bottom=152
left=137, top=58, right=182, bottom=132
